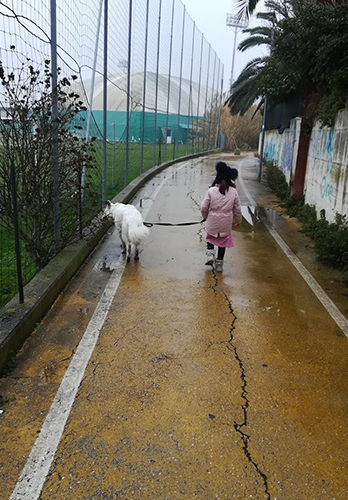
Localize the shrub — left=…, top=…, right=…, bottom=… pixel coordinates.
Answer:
left=311, top=213, right=348, bottom=270
left=0, top=51, right=95, bottom=267
left=343, top=270, right=348, bottom=287
left=264, top=161, right=290, bottom=200
left=265, top=161, right=348, bottom=277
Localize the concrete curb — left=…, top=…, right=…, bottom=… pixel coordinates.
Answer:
left=111, top=149, right=220, bottom=204
left=0, top=149, right=219, bottom=374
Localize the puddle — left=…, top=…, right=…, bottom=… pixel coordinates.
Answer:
left=262, top=207, right=286, bottom=231
left=234, top=206, right=259, bottom=233
left=93, top=227, right=122, bottom=271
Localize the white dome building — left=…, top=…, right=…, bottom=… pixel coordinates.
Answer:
left=74, top=72, right=211, bottom=142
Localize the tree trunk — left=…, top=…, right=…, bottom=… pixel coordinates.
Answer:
left=292, top=130, right=310, bottom=199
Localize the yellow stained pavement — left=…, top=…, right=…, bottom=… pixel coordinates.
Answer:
left=1, top=155, right=348, bottom=500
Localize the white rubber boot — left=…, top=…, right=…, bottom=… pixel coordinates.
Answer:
left=215, top=259, right=223, bottom=273
left=205, top=249, right=215, bottom=266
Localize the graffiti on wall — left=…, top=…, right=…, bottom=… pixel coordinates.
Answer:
left=280, top=128, right=295, bottom=174
left=320, top=175, right=334, bottom=202
left=320, top=128, right=336, bottom=202
left=264, top=141, right=277, bottom=162
left=264, top=125, right=296, bottom=183
left=305, top=109, right=348, bottom=221
left=263, top=109, right=348, bottom=221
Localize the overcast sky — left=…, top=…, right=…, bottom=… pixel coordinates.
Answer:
left=182, top=0, right=266, bottom=90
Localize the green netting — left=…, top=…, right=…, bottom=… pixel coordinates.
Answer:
left=76, top=110, right=203, bottom=143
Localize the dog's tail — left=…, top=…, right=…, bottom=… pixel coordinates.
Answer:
left=128, top=225, right=150, bottom=246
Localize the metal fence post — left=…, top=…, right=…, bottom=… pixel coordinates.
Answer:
left=186, top=21, right=195, bottom=156
left=176, top=6, right=186, bottom=159
left=158, top=137, right=162, bottom=165
left=82, top=0, right=103, bottom=194
left=213, top=60, right=221, bottom=149
left=10, top=162, right=24, bottom=304
left=202, top=44, right=211, bottom=152
left=153, top=0, right=162, bottom=168
left=125, top=0, right=133, bottom=186
left=77, top=152, right=83, bottom=238
left=164, top=0, right=175, bottom=163
left=215, top=66, right=224, bottom=148
left=102, top=0, right=108, bottom=207
left=140, top=0, right=150, bottom=175
left=50, top=0, right=60, bottom=250
left=207, top=53, right=217, bottom=151
left=112, top=122, right=115, bottom=188
left=196, top=32, right=204, bottom=154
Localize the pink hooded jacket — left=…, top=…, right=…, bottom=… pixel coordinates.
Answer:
left=201, top=186, right=242, bottom=237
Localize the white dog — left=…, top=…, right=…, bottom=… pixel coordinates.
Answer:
left=106, top=202, right=150, bottom=262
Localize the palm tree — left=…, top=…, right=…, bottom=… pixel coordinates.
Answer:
left=238, top=1, right=293, bottom=52
left=234, top=0, right=298, bottom=19
left=233, top=0, right=263, bottom=20
left=226, top=58, right=265, bottom=115
left=226, top=0, right=293, bottom=115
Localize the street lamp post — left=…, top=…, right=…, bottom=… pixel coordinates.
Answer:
left=226, top=13, right=248, bottom=90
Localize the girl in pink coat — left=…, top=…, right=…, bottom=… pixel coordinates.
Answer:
left=201, top=162, right=242, bottom=273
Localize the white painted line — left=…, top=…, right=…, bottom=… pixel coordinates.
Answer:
left=263, top=219, right=348, bottom=336
left=237, top=157, right=257, bottom=208
left=238, top=158, right=348, bottom=338
left=9, top=160, right=192, bottom=500
left=9, top=262, right=125, bottom=500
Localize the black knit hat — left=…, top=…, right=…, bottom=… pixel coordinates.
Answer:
left=214, top=162, right=238, bottom=184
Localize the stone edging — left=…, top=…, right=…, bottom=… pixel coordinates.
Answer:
left=0, top=149, right=219, bottom=374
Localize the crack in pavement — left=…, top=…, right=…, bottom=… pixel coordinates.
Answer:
left=92, top=361, right=101, bottom=377
left=222, top=291, right=271, bottom=500
left=186, top=189, right=204, bottom=243
left=197, top=224, right=203, bottom=243
left=210, top=266, right=218, bottom=296
left=204, top=339, right=228, bottom=352
left=187, top=189, right=201, bottom=210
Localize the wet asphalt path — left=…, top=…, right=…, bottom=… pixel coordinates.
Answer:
left=1, top=155, right=348, bottom=500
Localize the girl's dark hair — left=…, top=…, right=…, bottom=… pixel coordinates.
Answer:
left=219, top=179, right=229, bottom=195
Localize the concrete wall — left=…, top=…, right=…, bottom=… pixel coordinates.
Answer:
left=263, top=109, right=348, bottom=221
left=305, top=109, right=348, bottom=222
left=264, top=118, right=301, bottom=183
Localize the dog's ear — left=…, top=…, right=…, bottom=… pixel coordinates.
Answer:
left=106, top=200, right=111, bottom=208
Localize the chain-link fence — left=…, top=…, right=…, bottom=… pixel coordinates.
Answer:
left=0, top=0, right=224, bottom=308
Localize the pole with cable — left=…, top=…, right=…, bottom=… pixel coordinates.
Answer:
left=140, top=0, right=150, bottom=174
left=153, top=0, right=162, bottom=168
left=82, top=0, right=103, bottom=194
left=195, top=32, right=204, bottom=153
left=207, top=53, right=216, bottom=150
left=164, top=0, right=175, bottom=163
left=202, top=43, right=211, bottom=152
left=258, top=16, right=276, bottom=182
left=125, top=0, right=133, bottom=185
left=176, top=6, right=186, bottom=159
left=215, top=65, right=224, bottom=147
left=50, top=0, right=60, bottom=249
left=226, top=13, right=248, bottom=90
left=186, top=21, right=195, bottom=156
left=102, top=0, right=108, bottom=207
